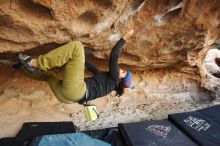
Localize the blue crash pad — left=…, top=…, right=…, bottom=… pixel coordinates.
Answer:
left=31, top=132, right=111, bottom=146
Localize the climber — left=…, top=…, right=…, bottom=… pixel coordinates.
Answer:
left=13, top=30, right=135, bottom=104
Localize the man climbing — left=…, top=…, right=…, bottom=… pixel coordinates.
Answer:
left=14, top=29, right=135, bottom=104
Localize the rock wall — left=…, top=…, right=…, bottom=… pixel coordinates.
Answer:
left=0, top=0, right=219, bottom=67
left=0, top=0, right=220, bottom=137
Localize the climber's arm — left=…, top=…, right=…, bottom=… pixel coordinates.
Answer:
left=109, top=30, right=134, bottom=80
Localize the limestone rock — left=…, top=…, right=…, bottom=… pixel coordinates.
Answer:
left=0, top=0, right=219, bottom=68
left=199, top=44, right=220, bottom=99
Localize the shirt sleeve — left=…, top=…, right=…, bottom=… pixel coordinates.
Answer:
left=109, top=38, right=126, bottom=81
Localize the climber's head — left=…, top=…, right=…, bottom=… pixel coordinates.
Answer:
left=119, top=69, right=135, bottom=89
left=116, top=69, right=135, bottom=97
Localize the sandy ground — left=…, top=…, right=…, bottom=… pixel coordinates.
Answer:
left=0, top=64, right=220, bottom=138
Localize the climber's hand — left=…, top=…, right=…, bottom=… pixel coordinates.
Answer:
left=123, top=29, right=134, bottom=40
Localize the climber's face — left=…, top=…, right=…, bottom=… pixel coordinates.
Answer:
left=119, top=69, right=127, bottom=79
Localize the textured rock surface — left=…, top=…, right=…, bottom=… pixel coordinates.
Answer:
left=1, top=0, right=219, bottom=67
left=0, top=0, right=220, bottom=137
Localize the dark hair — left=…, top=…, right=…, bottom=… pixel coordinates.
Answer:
left=116, top=81, right=125, bottom=96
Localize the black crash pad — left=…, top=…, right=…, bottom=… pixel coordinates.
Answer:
left=197, top=104, right=220, bottom=125
left=118, top=119, right=197, bottom=146
left=169, top=111, right=220, bottom=146
left=0, top=137, right=26, bottom=146
left=83, top=127, right=126, bottom=146
left=16, top=122, right=77, bottom=142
